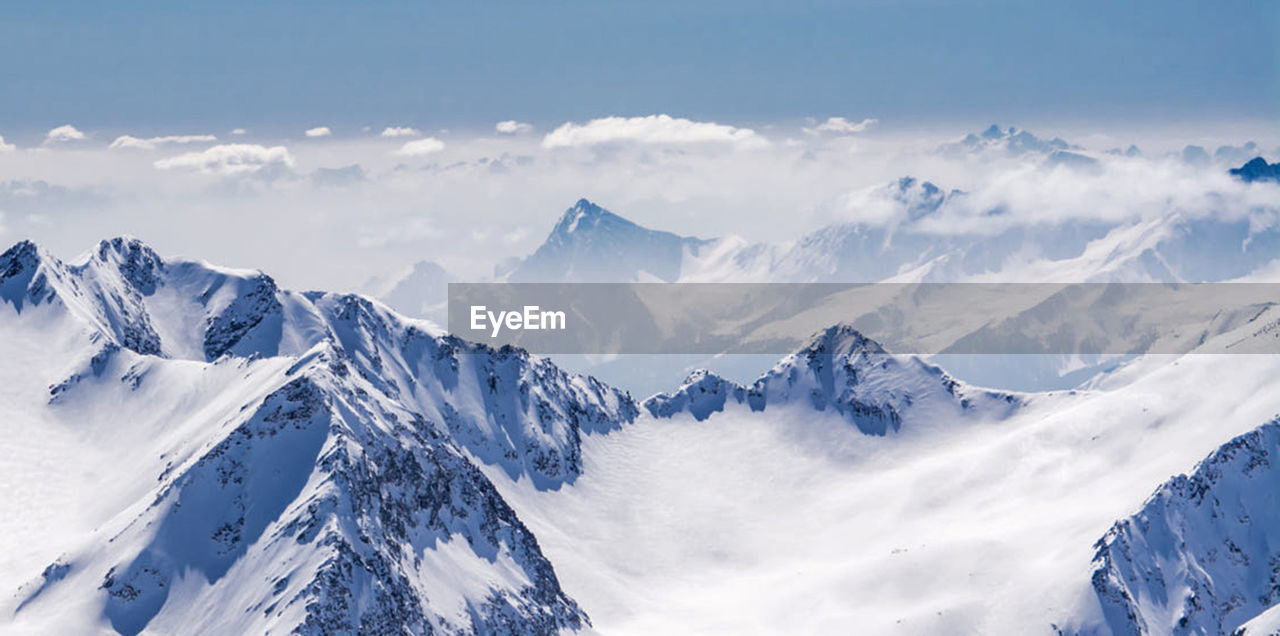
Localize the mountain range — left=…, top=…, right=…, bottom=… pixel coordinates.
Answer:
left=4, top=237, right=1280, bottom=633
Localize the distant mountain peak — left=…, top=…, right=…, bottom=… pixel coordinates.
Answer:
left=942, top=124, right=1074, bottom=158
left=505, top=199, right=710, bottom=282
left=548, top=198, right=630, bottom=238
left=1229, top=156, right=1280, bottom=183
left=645, top=323, right=1017, bottom=433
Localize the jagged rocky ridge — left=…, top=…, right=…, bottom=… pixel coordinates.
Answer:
left=2, top=237, right=638, bottom=634
left=1086, top=420, right=1280, bottom=636
left=643, top=324, right=1020, bottom=434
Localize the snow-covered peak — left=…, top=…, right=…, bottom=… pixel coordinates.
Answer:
left=940, top=124, right=1075, bottom=158
left=1, top=238, right=647, bottom=633
left=0, top=240, right=57, bottom=309
left=546, top=198, right=646, bottom=245
left=504, top=198, right=711, bottom=282
left=646, top=325, right=1018, bottom=433
left=1, top=238, right=639, bottom=486
left=556, top=197, right=607, bottom=234
left=798, top=323, right=889, bottom=358
left=82, top=237, right=166, bottom=294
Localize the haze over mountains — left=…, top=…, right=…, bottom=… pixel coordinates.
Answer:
left=369, top=126, right=1279, bottom=297
left=366, top=127, right=1280, bottom=393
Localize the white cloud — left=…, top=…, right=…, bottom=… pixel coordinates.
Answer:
left=45, top=124, right=87, bottom=144
left=231, top=128, right=247, bottom=136
left=305, top=127, right=332, bottom=138
left=542, top=114, right=767, bottom=149
left=806, top=117, right=878, bottom=135
left=153, top=143, right=295, bottom=176
left=109, top=134, right=218, bottom=150
left=0, top=136, right=14, bottom=152
left=395, top=137, right=446, bottom=156
left=380, top=127, right=421, bottom=137
left=495, top=120, right=533, bottom=135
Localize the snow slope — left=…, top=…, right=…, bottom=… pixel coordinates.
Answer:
left=482, top=342, right=1280, bottom=635
left=5, top=236, right=1280, bottom=635
left=0, top=237, right=636, bottom=634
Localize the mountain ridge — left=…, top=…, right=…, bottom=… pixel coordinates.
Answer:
left=0, top=236, right=639, bottom=634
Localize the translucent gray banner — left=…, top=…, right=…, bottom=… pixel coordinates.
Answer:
left=447, top=283, right=1280, bottom=355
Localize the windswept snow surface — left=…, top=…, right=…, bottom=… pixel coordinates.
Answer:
left=484, top=350, right=1280, bottom=635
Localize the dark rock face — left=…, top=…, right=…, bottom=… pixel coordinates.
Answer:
left=94, top=237, right=165, bottom=295
left=644, top=369, right=748, bottom=421
left=1229, top=157, right=1280, bottom=183
left=202, top=273, right=283, bottom=360
left=1087, top=421, right=1280, bottom=636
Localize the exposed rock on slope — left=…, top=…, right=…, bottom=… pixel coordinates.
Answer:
left=1087, top=420, right=1280, bottom=635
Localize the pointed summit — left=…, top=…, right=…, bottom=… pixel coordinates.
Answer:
left=2, top=239, right=42, bottom=275
left=547, top=198, right=629, bottom=239
left=86, top=236, right=165, bottom=294
left=645, top=323, right=1017, bottom=433
left=799, top=323, right=888, bottom=358
left=505, top=199, right=711, bottom=282
left=1, top=240, right=60, bottom=310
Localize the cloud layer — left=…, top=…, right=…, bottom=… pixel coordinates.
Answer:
left=395, top=137, right=446, bottom=156
left=153, top=143, right=295, bottom=176
left=496, top=120, right=532, bottom=134
left=380, top=127, right=421, bottom=137
left=2, top=118, right=1275, bottom=295
left=109, top=134, right=218, bottom=150
left=45, top=125, right=87, bottom=144
left=542, top=114, right=766, bottom=149
left=806, top=117, right=878, bottom=135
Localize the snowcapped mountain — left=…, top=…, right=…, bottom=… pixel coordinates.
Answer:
left=372, top=179, right=1278, bottom=394
left=5, top=237, right=1280, bottom=635
left=937, top=124, right=1076, bottom=159
left=499, top=198, right=713, bottom=283
left=1, top=237, right=636, bottom=634
left=1086, top=420, right=1280, bottom=636
left=644, top=324, right=1018, bottom=434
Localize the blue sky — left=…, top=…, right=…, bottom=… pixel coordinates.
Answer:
left=2, top=0, right=1276, bottom=132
